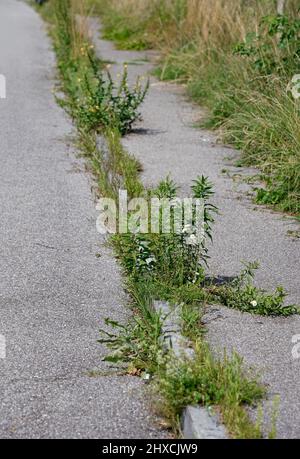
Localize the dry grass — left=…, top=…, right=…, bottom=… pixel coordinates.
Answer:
left=97, top=0, right=275, bottom=48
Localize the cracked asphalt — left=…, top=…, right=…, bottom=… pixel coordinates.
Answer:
left=90, top=18, right=300, bottom=438
left=0, top=0, right=166, bottom=439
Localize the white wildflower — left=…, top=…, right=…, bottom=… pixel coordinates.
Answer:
left=146, top=257, right=156, bottom=265
left=186, top=234, right=198, bottom=246
left=142, top=372, right=151, bottom=381
left=250, top=300, right=258, bottom=307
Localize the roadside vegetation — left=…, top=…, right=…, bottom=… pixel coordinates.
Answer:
left=92, top=0, right=300, bottom=215
left=36, top=0, right=298, bottom=438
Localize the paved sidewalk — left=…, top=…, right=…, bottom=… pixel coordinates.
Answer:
left=0, top=0, right=165, bottom=439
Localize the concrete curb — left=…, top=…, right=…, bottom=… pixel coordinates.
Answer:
left=153, top=301, right=227, bottom=440
left=182, top=406, right=227, bottom=439
left=153, top=301, right=193, bottom=359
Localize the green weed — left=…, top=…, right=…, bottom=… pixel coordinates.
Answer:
left=157, top=341, right=265, bottom=438
left=210, top=262, right=299, bottom=316
left=99, top=283, right=163, bottom=374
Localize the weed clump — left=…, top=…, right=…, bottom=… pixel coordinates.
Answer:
left=51, top=0, right=149, bottom=136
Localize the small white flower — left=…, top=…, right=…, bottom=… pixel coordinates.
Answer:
left=186, top=234, right=198, bottom=246
left=146, top=257, right=156, bottom=265
left=250, top=300, right=258, bottom=307
left=142, top=372, right=151, bottom=381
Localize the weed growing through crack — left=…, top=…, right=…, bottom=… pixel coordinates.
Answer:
left=75, top=57, right=149, bottom=135
left=157, top=341, right=265, bottom=438
left=46, top=0, right=149, bottom=137
left=99, top=280, right=163, bottom=375
left=113, top=175, right=218, bottom=286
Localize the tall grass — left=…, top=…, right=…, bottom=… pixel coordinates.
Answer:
left=93, top=0, right=273, bottom=48
left=95, top=0, right=300, bottom=214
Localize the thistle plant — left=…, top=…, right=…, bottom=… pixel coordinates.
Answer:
left=76, top=54, right=149, bottom=135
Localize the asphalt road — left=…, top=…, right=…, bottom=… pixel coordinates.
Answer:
left=90, top=19, right=300, bottom=438
left=0, top=0, right=165, bottom=439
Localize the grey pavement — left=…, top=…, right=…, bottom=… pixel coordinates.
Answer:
left=0, top=0, right=167, bottom=439
left=90, top=18, right=300, bottom=438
